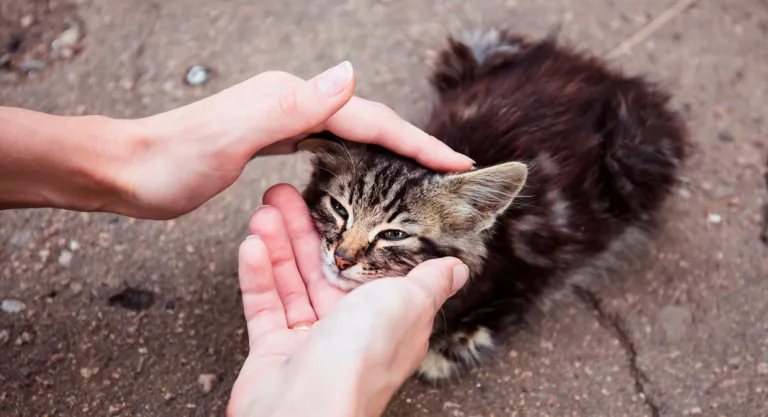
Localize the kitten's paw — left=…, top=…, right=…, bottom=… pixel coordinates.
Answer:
left=417, top=327, right=496, bottom=383
left=453, top=326, right=495, bottom=361
left=418, top=349, right=458, bottom=382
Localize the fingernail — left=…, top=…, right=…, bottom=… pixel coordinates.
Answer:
left=245, top=234, right=261, bottom=241
left=450, top=264, right=470, bottom=295
left=317, top=61, right=353, bottom=96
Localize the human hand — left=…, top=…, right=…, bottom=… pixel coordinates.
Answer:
left=227, top=184, right=469, bottom=417
left=113, top=62, right=473, bottom=220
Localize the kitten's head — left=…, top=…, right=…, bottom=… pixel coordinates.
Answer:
left=299, top=135, right=527, bottom=291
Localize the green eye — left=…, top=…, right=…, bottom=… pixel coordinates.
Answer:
left=380, top=230, right=409, bottom=240
left=330, top=197, right=348, bottom=219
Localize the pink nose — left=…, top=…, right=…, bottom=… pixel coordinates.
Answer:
left=334, top=248, right=355, bottom=271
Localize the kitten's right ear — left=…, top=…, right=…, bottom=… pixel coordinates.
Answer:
left=439, top=161, right=528, bottom=231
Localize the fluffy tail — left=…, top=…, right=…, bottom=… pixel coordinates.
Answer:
left=429, top=29, right=529, bottom=95
left=597, top=78, right=691, bottom=219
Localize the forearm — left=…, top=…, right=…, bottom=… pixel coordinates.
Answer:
left=0, top=107, right=141, bottom=213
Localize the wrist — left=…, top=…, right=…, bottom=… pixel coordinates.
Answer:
left=0, top=108, right=142, bottom=214
left=271, top=348, right=402, bottom=417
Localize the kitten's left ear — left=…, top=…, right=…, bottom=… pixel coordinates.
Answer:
left=295, top=131, right=347, bottom=155
left=440, top=162, right=528, bottom=230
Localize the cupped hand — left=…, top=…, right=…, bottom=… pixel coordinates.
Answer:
left=116, top=62, right=473, bottom=220
left=227, top=184, right=469, bottom=417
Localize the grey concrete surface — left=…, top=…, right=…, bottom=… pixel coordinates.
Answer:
left=1, top=0, right=767, bottom=416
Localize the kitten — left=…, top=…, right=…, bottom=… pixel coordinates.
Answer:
left=298, top=29, right=689, bottom=383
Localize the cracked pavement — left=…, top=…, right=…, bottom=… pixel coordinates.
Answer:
left=2, top=0, right=768, bottom=415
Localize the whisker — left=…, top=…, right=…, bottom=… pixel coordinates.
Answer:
left=311, top=163, right=342, bottom=182
left=336, top=138, right=358, bottom=178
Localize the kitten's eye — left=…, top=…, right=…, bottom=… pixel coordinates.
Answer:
left=379, top=230, right=409, bottom=240
left=330, top=197, right=348, bottom=220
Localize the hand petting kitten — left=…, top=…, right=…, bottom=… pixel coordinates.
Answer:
left=0, top=62, right=473, bottom=220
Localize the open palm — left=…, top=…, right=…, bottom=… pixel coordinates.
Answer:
left=228, top=184, right=344, bottom=416
left=227, top=184, right=468, bottom=417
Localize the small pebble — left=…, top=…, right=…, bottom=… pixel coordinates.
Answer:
left=707, top=213, right=722, bottom=224
left=198, top=373, right=217, bottom=393
left=19, top=366, right=31, bottom=377
left=8, top=231, right=30, bottom=246
left=758, top=362, right=768, bottom=375
left=52, top=24, right=82, bottom=59
left=0, top=329, right=10, bottom=345
left=80, top=367, right=99, bottom=379
left=717, top=130, right=734, bottom=142
left=185, top=65, right=213, bottom=86
left=1, top=299, right=26, bottom=314
left=0, top=53, right=11, bottom=68
left=16, top=60, right=47, bottom=71
left=164, top=300, right=176, bottom=311
left=58, top=250, right=73, bottom=266
left=20, top=14, right=34, bottom=28
left=15, top=332, right=33, bottom=345
left=69, top=240, right=80, bottom=251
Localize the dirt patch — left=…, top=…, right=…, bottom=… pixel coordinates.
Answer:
left=0, top=0, right=82, bottom=79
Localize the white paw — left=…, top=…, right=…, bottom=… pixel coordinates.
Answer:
left=418, top=350, right=457, bottom=382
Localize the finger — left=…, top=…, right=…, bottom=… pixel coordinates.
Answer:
left=262, top=184, right=345, bottom=316
left=238, top=235, right=288, bottom=346
left=322, top=96, right=474, bottom=172
left=249, top=206, right=318, bottom=327
left=257, top=62, right=356, bottom=143
left=405, top=257, right=470, bottom=313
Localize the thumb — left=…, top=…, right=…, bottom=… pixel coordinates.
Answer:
left=262, top=61, right=356, bottom=142
left=405, top=257, right=470, bottom=313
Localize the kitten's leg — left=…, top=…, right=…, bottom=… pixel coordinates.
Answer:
left=417, top=296, right=531, bottom=383
left=417, top=326, right=496, bottom=383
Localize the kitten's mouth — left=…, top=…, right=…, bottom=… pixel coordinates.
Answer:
left=321, top=262, right=364, bottom=291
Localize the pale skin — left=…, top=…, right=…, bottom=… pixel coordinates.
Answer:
left=0, top=61, right=472, bottom=416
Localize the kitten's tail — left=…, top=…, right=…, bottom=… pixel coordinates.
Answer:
left=597, top=79, right=691, bottom=218
left=429, top=28, right=529, bottom=95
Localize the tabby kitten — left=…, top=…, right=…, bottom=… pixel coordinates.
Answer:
left=299, top=29, right=689, bottom=382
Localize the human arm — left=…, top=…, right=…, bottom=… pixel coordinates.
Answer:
left=0, top=62, right=473, bottom=219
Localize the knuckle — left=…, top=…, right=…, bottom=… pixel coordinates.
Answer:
left=278, top=89, right=302, bottom=120
left=259, top=70, right=292, bottom=84
left=373, top=102, right=397, bottom=118
left=408, top=282, right=440, bottom=311
left=249, top=206, right=280, bottom=232
left=281, top=288, right=307, bottom=307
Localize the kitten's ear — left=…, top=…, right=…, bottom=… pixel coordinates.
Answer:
left=441, top=162, right=528, bottom=230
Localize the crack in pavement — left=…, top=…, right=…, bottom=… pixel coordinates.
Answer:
left=574, top=287, right=661, bottom=417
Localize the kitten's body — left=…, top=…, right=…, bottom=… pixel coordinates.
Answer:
left=301, top=30, right=688, bottom=382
